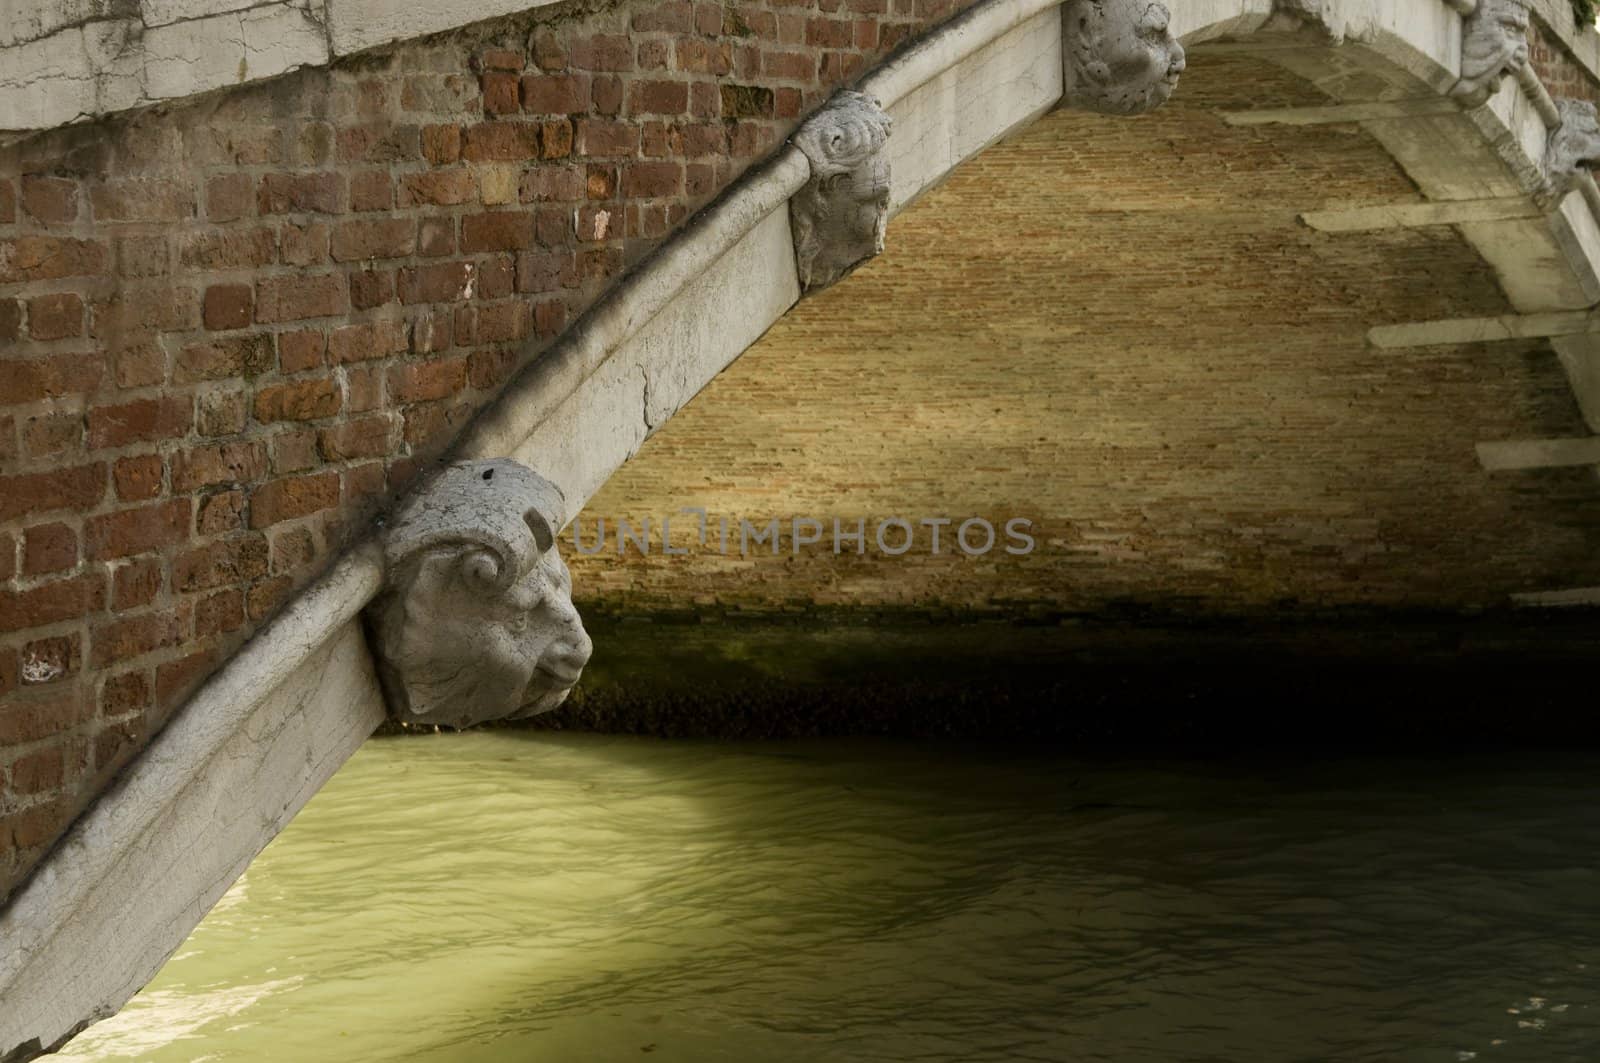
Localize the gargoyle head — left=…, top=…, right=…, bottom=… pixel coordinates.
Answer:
left=369, top=460, right=592, bottom=729
left=790, top=90, right=893, bottom=292
left=1062, top=0, right=1186, bottom=116
left=1452, top=0, right=1531, bottom=107
left=1546, top=98, right=1600, bottom=202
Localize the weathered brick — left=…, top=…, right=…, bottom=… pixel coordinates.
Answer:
left=568, top=34, right=632, bottom=71
left=331, top=217, right=416, bottom=262
left=316, top=414, right=395, bottom=462
left=399, top=169, right=477, bottom=207
left=542, top=119, right=574, bottom=159
left=249, top=472, right=340, bottom=528
left=630, top=80, right=690, bottom=115
left=155, top=646, right=220, bottom=708
left=270, top=426, right=318, bottom=474
left=0, top=236, right=107, bottom=283
left=0, top=464, right=105, bottom=523
left=22, top=523, right=77, bottom=576
left=622, top=160, right=683, bottom=198
left=0, top=571, right=105, bottom=633
left=421, top=124, right=462, bottom=165
left=461, top=211, right=536, bottom=252
left=388, top=357, right=468, bottom=403
left=350, top=170, right=393, bottom=212
left=20, top=176, right=78, bottom=224
left=576, top=119, right=637, bottom=157
left=256, top=274, right=346, bottom=323
left=175, top=335, right=275, bottom=383
left=173, top=534, right=269, bottom=592
left=20, top=635, right=78, bottom=688
left=172, top=441, right=268, bottom=492
left=720, top=84, right=775, bottom=119
left=24, top=293, right=83, bottom=341
left=113, top=453, right=164, bottom=502
left=85, top=500, right=191, bottom=560
left=0, top=179, right=14, bottom=224
left=257, top=172, right=343, bottom=215
left=101, top=670, right=151, bottom=718
left=0, top=299, right=18, bottom=341
left=194, top=388, right=248, bottom=437
left=461, top=123, right=542, bottom=162
left=112, top=555, right=163, bottom=610
left=203, top=285, right=254, bottom=331
left=91, top=178, right=195, bottom=221
left=206, top=173, right=254, bottom=221
left=327, top=320, right=408, bottom=364
left=90, top=610, right=183, bottom=668
left=0, top=353, right=103, bottom=404
left=89, top=286, right=198, bottom=338
left=277, top=329, right=326, bottom=373
left=195, top=490, right=245, bottom=535
left=522, top=74, right=588, bottom=114
left=179, top=228, right=276, bottom=270
left=337, top=125, right=422, bottom=164
left=482, top=72, right=521, bottom=115
left=0, top=688, right=91, bottom=744
left=194, top=588, right=245, bottom=639
left=10, top=750, right=65, bottom=795
left=254, top=378, right=342, bottom=423
left=349, top=269, right=395, bottom=310
left=87, top=397, right=192, bottom=449
left=21, top=412, right=81, bottom=460
left=398, top=261, right=474, bottom=304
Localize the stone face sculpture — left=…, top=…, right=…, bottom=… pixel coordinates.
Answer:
left=1061, top=0, right=1186, bottom=116
left=1452, top=0, right=1532, bottom=108
left=1546, top=98, right=1600, bottom=202
left=368, top=459, right=592, bottom=729
left=790, top=89, right=893, bottom=293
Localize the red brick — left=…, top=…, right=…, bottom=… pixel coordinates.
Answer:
left=350, top=269, right=395, bottom=310
left=246, top=574, right=294, bottom=621
left=85, top=500, right=190, bottom=560
left=90, top=610, right=183, bottom=668
left=388, top=357, right=468, bottom=403
left=270, top=427, right=319, bottom=473
left=0, top=463, right=105, bottom=522
left=249, top=472, right=340, bottom=528
left=350, top=170, right=393, bottom=211
left=202, top=285, right=254, bottom=331
left=623, top=160, right=683, bottom=197
left=676, top=39, right=732, bottom=75
left=25, top=293, right=83, bottom=340
left=522, top=74, right=588, bottom=114
left=399, top=170, right=477, bottom=207
left=0, top=237, right=107, bottom=283
left=87, top=396, right=192, bottom=449
left=630, top=79, right=690, bottom=115
left=421, top=125, right=462, bottom=165
left=0, top=353, right=103, bottom=405
left=0, top=179, right=14, bottom=224
left=542, top=120, right=574, bottom=159
left=633, top=0, right=693, bottom=30
left=175, top=334, right=275, bottom=383
left=0, top=299, right=18, bottom=341
left=113, top=453, right=164, bottom=501
left=344, top=364, right=384, bottom=412
left=516, top=250, right=578, bottom=293
left=101, top=670, right=151, bottom=717
left=461, top=211, right=536, bottom=252
left=482, top=72, right=521, bottom=115
left=22, top=523, right=77, bottom=576
left=475, top=301, right=531, bottom=343
left=19, top=176, right=78, bottom=223
left=89, top=286, right=198, bottom=338
left=327, top=320, right=408, bottom=364
left=0, top=571, right=105, bottom=633
left=91, top=178, right=194, bottom=221
left=113, top=344, right=165, bottom=389
left=806, top=16, right=854, bottom=46
left=256, top=273, right=346, bottom=323
left=0, top=690, right=90, bottom=746
left=194, top=588, right=245, bottom=639
left=206, top=173, right=254, bottom=221
left=21, top=412, right=81, bottom=460
left=173, top=534, right=269, bottom=592
left=257, top=172, right=343, bottom=214
left=195, top=389, right=248, bottom=437
left=335, top=124, right=421, bottom=164
left=0, top=532, right=13, bottom=582
left=196, top=490, right=245, bottom=535
left=317, top=414, right=395, bottom=461
left=172, top=441, right=268, bottom=491
left=155, top=646, right=220, bottom=708
left=576, top=119, right=637, bottom=156
left=277, top=329, right=326, bottom=373
left=461, top=123, right=542, bottom=162
left=479, top=48, right=524, bottom=71
left=344, top=461, right=385, bottom=500
left=254, top=378, right=341, bottom=423
left=398, top=261, right=475, bottom=304
left=93, top=719, right=144, bottom=774
left=112, top=555, right=163, bottom=610
left=591, top=75, right=623, bottom=115
left=331, top=218, right=416, bottom=262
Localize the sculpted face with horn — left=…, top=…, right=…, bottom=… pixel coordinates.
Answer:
left=368, top=459, right=592, bottom=729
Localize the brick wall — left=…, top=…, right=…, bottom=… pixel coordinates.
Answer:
left=1532, top=14, right=1600, bottom=106
left=571, top=55, right=1600, bottom=615
left=0, top=0, right=975, bottom=903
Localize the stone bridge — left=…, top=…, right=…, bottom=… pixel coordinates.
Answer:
left=5, top=0, right=1600, bottom=1056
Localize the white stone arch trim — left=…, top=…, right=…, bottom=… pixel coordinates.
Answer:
left=6, top=0, right=1600, bottom=1057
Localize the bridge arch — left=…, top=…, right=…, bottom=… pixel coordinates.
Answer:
left=4, top=0, right=1600, bottom=1057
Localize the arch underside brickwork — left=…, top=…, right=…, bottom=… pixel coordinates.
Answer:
left=4, top=1, right=1599, bottom=1057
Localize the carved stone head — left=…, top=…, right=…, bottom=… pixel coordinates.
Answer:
left=1452, top=0, right=1531, bottom=107
left=790, top=90, right=893, bottom=292
left=1061, top=0, right=1186, bottom=116
left=1546, top=98, right=1600, bottom=202
left=369, top=459, right=592, bottom=729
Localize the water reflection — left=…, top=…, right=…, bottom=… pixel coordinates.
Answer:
left=58, top=734, right=1600, bottom=1062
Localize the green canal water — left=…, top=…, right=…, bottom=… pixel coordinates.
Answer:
left=56, top=732, right=1600, bottom=1062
